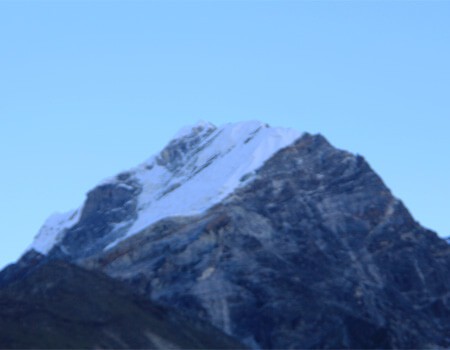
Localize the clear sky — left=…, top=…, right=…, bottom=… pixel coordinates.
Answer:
left=0, top=1, right=449, bottom=269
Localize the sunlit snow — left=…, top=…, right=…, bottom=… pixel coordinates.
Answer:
left=29, top=209, right=81, bottom=254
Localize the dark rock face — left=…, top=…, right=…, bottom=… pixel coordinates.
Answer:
left=156, top=124, right=216, bottom=173
left=51, top=179, right=141, bottom=259
left=80, top=133, right=450, bottom=349
left=0, top=258, right=243, bottom=349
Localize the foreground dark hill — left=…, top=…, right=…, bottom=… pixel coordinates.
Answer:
left=0, top=253, right=242, bottom=349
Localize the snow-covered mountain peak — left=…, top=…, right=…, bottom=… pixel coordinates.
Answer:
left=30, top=121, right=303, bottom=254
left=120, top=121, right=302, bottom=241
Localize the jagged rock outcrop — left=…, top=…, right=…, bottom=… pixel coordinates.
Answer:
left=54, top=179, right=141, bottom=259
left=12, top=122, right=450, bottom=348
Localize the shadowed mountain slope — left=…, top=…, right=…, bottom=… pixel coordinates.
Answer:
left=0, top=254, right=243, bottom=349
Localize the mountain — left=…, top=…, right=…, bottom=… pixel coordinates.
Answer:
left=4, top=121, right=450, bottom=349
left=0, top=251, right=242, bottom=349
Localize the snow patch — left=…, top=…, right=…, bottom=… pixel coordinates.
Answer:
left=29, top=209, right=81, bottom=254
left=198, top=267, right=216, bottom=281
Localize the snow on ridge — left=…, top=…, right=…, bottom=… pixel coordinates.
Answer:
left=29, top=209, right=81, bottom=254
left=31, top=121, right=303, bottom=253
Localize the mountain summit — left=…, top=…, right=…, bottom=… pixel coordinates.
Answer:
left=30, top=121, right=302, bottom=257
left=4, top=121, right=450, bottom=349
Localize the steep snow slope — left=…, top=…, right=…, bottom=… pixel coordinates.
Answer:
left=28, top=209, right=81, bottom=254
left=29, top=121, right=302, bottom=254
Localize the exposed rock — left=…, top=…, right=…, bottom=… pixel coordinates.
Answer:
left=50, top=179, right=141, bottom=259
left=156, top=122, right=217, bottom=173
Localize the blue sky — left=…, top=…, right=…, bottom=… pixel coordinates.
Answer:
left=0, top=1, right=449, bottom=269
